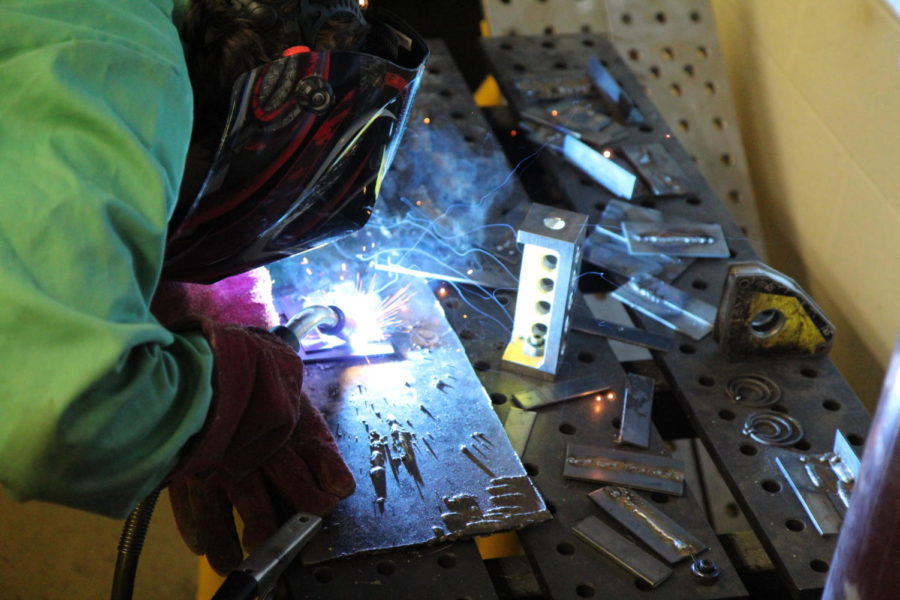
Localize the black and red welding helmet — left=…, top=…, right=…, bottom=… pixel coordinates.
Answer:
left=162, top=7, right=428, bottom=283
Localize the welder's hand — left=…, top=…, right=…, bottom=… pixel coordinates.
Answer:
left=152, top=267, right=280, bottom=330
left=164, top=319, right=356, bottom=575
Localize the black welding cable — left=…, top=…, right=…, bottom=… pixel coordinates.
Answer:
left=110, top=488, right=161, bottom=600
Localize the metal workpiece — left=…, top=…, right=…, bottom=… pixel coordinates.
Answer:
left=274, top=276, right=551, bottom=565
left=502, top=204, right=588, bottom=381
left=618, top=143, right=688, bottom=196
left=589, top=486, right=708, bottom=564
left=583, top=231, right=694, bottom=283
left=572, top=516, right=672, bottom=589
left=716, top=261, right=836, bottom=359
left=616, top=373, right=655, bottom=449
left=565, top=443, right=685, bottom=496
left=775, top=431, right=862, bottom=537
left=586, top=55, right=644, bottom=124
left=612, top=273, right=717, bottom=341
left=561, top=134, right=637, bottom=198
left=624, top=221, right=730, bottom=258
left=483, top=32, right=870, bottom=597
left=571, top=316, right=674, bottom=353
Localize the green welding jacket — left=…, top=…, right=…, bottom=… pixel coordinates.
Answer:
left=0, top=0, right=213, bottom=517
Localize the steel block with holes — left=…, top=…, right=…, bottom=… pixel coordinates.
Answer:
left=503, top=204, right=588, bottom=381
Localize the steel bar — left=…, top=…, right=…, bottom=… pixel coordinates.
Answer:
left=572, top=516, right=672, bottom=588
left=565, top=443, right=685, bottom=496
left=589, top=486, right=708, bottom=564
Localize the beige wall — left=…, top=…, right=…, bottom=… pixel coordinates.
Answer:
left=711, top=0, right=900, bottom=409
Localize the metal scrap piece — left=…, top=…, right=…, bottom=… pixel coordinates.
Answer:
left=583, top=231, right=693, bottom=283
left=619, top=143, right=688, bottom=195
left=616, top=373, right=655, bottom=449
left=776, top=455, right=842, bottom=536
left=510, top=374, right=611, bottom=410
left=589, top=486, right=708, bottom=564
left=561, top=134, right=637, bottom=199
left=597, top=199, right=666, bottom=243
left=715, top=262, right=835, bottom=358
left=503, top=406, right=537, bottom=458
left=623, top=222, right=730, bottom=258
left=586, top=56, right=644, bottom=123
left=572, top=516, right=672, bottom=589
left=611, top=273, right=717, bottom=341
left=571, top=317, right=674, bottom=353
left=564, top=443, right=685, bottom=496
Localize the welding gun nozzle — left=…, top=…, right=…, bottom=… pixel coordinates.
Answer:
left=270, top=304, right=347, bottom=351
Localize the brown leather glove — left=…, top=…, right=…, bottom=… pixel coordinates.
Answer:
left=153, top=274, right=355, bottom=574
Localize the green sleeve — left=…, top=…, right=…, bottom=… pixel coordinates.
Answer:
left=0, top=0, right=214, bottom=517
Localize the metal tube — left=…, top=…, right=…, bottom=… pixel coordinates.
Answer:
left=823, top=337, right=900, bottom=599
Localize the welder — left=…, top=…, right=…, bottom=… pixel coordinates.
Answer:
left=0, top=0, right=427, bottom=575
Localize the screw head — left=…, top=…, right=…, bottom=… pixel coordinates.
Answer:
left=691, top=558, right=720, bottom=585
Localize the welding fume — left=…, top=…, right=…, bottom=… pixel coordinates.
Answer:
left=0, top=0, right=427, bottom=579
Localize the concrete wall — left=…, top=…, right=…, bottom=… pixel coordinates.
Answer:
left=712, top=0, right=900, bottom=408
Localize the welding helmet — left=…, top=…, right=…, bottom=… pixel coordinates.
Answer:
left=162, top=5, right=428, bottom=283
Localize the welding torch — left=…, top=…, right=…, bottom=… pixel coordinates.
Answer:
left=270, top=304, right=347, bottom=351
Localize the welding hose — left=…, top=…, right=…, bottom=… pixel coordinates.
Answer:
left=270, top=305, right=345, bottom=351
left=110, top=487, right=161, bottom=600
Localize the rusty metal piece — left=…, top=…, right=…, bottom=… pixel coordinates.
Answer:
left=502, top=204, right=588, bottom=381
left=715, top=262, right=835, bottom=358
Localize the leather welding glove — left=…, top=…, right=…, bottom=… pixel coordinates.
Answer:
left=152, top=271, right=355, bottom=574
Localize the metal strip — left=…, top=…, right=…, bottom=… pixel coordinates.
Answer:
left=562, top=134, right=637, bottom=198
left=565, top=443, right=685, bottom=496
left=590, top=487, right=708, bottom=564
left=612, top=273, right=717, bottom=341
left=623, top=221, right=730, bottom=258
left=587, top=55, right=643, bottom=123
left=572, top=317, right=674, bottom=352
left=616, top=373, right=655, bottom=449
left=572, top=516, right=672, bottom=588
left=511, top=374, right=611, bottom=409
left=583, top=232, right=693, bottom=283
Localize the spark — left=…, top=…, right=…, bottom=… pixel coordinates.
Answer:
left=423, top=117, right=432, bottom=125
left=602, top=149, right=613, bottom=159
left=300, top=257, right=309, bottom=265
left=306, top=268, right=313, bottom=276
left=550, top=109, right=559, bottom=117
left=510, top=129, right=518, bottom=137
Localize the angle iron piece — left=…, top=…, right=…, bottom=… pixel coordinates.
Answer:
left=589, top=486, right=708, bottom=564
left=623, top=221, right=730, bottom=258
left=616, top=373, right=655, bottom=449
left=715, top=262, right=835, bottom=358
left=565, top=443, right=685, bottom=496
left=572, top=516, right=672, bottom=589
left=561, top=134, right=637, bottom=199
left=502, top=204, right=588, bottom=381
left=775, top=454, right=843, bottom=536
left=619, top=143, right=688, bottom=196
left=510, top=374, right=612, bottom=410
left=612, top=273, right=716, bottom=341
